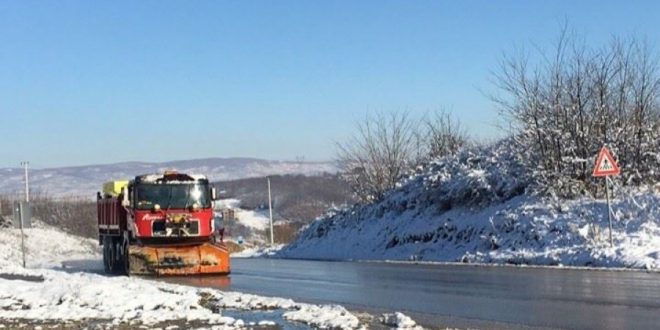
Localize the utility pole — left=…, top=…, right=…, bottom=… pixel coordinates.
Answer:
left=19, top=202, right=26, bottom=267
left=267, top=177, right=274, bottom=246
left=19, top=161, right=29, bottom=268
left=21, top=161, right=29, bottom=202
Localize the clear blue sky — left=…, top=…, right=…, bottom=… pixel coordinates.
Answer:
left=1, top=1, right=658, bottom=168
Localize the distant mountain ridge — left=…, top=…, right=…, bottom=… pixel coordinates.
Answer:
left=0, top=158, right=337, bottom=198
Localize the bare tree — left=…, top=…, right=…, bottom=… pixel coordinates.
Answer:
left=337, top=111, right=470, bottom=202
left=424, top=110, right=469, bottom=160
left=337, top=112, right=419, bottom=202
left=30, top=194, right=98, bottom=238
left=491, top=29, right=660, bottom=197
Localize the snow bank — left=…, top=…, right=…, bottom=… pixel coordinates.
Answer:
left=0, top=222, right=230, bottom=325
left=0, top=267, right=371, bottom=328
left=380, top=312, right=423, bottom=330
left=0, top=222, right=392, bottom=329
left=231, top=244, right=284, bottom=258
left=0, top=221, right=100, bottom=270
left=0, top=270, right=235, bottom=326
left=283, top=305, right=360, bottom=330
left=280, top=142, right=660, bottom=269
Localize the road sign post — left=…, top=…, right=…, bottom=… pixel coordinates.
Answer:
left=605, top=177, right=613, bottom=247
left=592, top=146, right=621, bottom=247
left=20, top=203, right=26, bottom=268
left=13, top=202, right=29, bottom=267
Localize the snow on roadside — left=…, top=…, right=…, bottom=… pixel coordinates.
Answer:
left=281, top=191, right=660, bottom=269
left=0, top=267, right=371, bottom=329
left=0, top=220, right=100, bottom=270
left=0, top=222, right=232, bottom=326
left=279, top=141, right=660, bottom=270
left=0, top=222, right=397, bottom=329
left=380, top=312, right=423, bottom=330
left=0, top=269, right=235, bottom=326
left=283, top=305, right=359, bottom=330
left=231, top=244, right=284, bottom=258
left=202, top=291, right=361, bottom=329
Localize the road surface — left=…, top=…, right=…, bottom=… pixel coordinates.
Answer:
left=166, top=259, right=660, bottom=329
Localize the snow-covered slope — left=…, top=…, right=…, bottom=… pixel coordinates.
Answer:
left=0, top=158, right=337, bottom=198
left=215, top=198, right=271, bottom=244
left=280, top=142, right=660, bottom=269
left=0, top=220, right=101, bottom=270
left=234, top=209, right=271, bottom=231
left=216, top=199, right=271, bottom=232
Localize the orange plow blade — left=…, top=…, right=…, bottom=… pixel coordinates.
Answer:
left=128, top=242, right=230, bottom=276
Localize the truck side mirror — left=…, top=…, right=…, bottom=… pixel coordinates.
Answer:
left=210, top=187, right=217, bottom=201
left=121, top=187, right=130, bottom=207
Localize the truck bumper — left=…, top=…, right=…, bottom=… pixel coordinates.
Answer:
left=128, top=242, right=230, bottom=276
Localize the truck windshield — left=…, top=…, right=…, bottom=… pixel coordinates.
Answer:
left=135, top=183, right=211, bottom=210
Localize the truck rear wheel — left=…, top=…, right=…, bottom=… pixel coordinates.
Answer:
left=102, top=236, right=111, bottom=273
left=107, top=237, right=117, bottom=273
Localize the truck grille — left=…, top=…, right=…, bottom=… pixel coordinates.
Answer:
left=152, top=220, right=200, bottom=237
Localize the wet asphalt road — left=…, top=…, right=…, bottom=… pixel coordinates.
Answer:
left=167, top=258, right=660, bottom=330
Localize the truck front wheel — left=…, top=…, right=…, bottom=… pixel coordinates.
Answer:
left=116, top=236, right=130, bottom=276
left=102, top=236, right=110, bottom=273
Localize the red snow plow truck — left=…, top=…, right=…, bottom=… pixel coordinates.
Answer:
left=96, top=171, right=230, bottom=276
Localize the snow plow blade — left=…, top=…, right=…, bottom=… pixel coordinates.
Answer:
left=128, top=242, right=230, bottom=276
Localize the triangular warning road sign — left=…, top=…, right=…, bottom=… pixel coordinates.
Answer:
left=593, top=146, right=621, bottom=177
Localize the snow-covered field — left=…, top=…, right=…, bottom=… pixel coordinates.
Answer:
left=216, top=199, right=272, bottom=232
left=0, top=221, right=422, bottom=329
left=215, top=198, right=274, bottom=245
left=280, top=142, right=660, bottom=270
left=0, top=220, right=100, bottom=270
left=233, top=209, right=271, bottom=232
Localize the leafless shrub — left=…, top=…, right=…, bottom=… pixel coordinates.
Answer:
left=337, top=112, right=420, bottom=202
left=0, top=195, right=11, bottom=216
left=424, top=110, right=469, bottom=160
left=492, top=28, right=660, bottom=197
left=30, top=194, right=97, bottom=238
left=337, top=111, right=468, bottom=202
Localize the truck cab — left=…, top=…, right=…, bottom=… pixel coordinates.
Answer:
left=127, top=172, right=217, bottom=242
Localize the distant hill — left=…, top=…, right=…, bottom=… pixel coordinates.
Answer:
left=0, top=158, right=337, bottom=198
